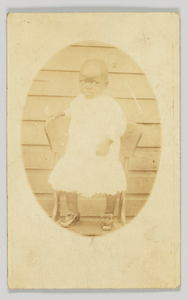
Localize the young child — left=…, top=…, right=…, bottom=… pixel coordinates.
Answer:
left=48, top=59, right=127, bottom=231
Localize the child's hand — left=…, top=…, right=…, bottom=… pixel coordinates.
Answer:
left=96, top=136, right=113, bottom=156
left=51, top=112, right=65, bottom=120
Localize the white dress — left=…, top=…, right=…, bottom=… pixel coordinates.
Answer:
left=48, top=94, right=127, bottom=197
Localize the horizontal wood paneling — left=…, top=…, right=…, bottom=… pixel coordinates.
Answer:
left=42, top=45, right=143, bottom=74
left=128, top=149, right=161, bottom=171
left=23, top=97, right=72, bottom=120
left=116, top=99, right=160, bottom=123
left=22, top=121, right=48, bottom=145
left=35, top=192, right=150, bottom=202
left=30, top=72, right=155, bottom=99
left=26, top=169, right=156, bottom=194
left=37, top=198, right=146, bottom=217
left=124, top=200, right=147, bottom=216
left=23, top=96, right=160, bottom=123
left=22, top=145, right=161, bottom=171
left=21, top=121, right=161, bottom=147
left=22, top=145, right=50, bottom=152
left=35, top=193, right=148, bottom=217
left=22, top=146, right=54, bottom=169
left=137, top=124, right=161, bottom=147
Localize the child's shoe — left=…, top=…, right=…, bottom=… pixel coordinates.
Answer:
left=101, top=213, right=114, bottom=231
left=59, top=212, right=80, bottom=228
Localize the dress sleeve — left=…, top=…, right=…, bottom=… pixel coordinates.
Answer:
left=106, top=99, right=127, bottom=142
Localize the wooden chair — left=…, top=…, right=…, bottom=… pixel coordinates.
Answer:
left=44, top=116, right=142, bottom=225
left=118, top=122, right=142, bottom=223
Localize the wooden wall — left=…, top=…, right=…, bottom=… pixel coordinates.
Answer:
left=21, top=41, right=161, bottom=218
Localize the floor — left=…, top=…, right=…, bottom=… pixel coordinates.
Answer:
left=56, top=216, right=134, bottom=236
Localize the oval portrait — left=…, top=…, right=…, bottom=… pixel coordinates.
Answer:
left=21, top=40, right=161, bottom=236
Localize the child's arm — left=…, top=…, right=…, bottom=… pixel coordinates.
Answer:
left=51, top=111, right=66, bottom=120
left=51, top=97, right=79, bottom=120
left=51, top=109, right=72, bottom=120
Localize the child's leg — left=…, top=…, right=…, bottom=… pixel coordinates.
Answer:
left=66, top=192, right=79, bottom=215
left=59, top=192, right=79, bottom=228
left=105, top=193, right=117, bottom=214
left=101, top=193, right=117, bottom=231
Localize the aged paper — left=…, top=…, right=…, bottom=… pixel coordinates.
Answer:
left=7, top=13, right=180, bottom=289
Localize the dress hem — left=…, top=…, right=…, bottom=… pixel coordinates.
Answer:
left=48, top=180, right=127, bottom=198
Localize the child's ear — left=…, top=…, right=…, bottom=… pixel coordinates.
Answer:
left=106, top=80, right=109, bottom=86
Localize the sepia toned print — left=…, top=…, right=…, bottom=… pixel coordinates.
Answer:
left=21, top=41, right=161, bottom=236
left=8, top=13, right=180, bottom=289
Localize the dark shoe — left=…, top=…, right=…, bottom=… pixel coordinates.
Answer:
left=101, top=213, right=114, bottom=231
left=59, top=213, right=80, bottom=228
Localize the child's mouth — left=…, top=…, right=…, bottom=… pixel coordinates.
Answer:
left=85, top=90, right=92, bottom=94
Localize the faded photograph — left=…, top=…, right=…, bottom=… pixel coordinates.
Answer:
left=21, top=40, right=161, bottom=236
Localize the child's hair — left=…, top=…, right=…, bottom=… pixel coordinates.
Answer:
left=80, top=59, right=108, bottom=80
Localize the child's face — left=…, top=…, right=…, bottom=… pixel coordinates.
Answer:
left=79, top=65, right=108, bottom=99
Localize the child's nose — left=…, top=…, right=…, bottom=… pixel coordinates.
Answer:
left=85, top=82, right=92, bottom=89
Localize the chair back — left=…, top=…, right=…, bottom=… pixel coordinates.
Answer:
left=120, top=123, right=142, bottom=158
left=44, top=116, right=70, bottom=156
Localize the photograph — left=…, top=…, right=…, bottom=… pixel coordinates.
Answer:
left=21, top=40, right=161, bottom=236
left=7, top=13, right=180, bottom=289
